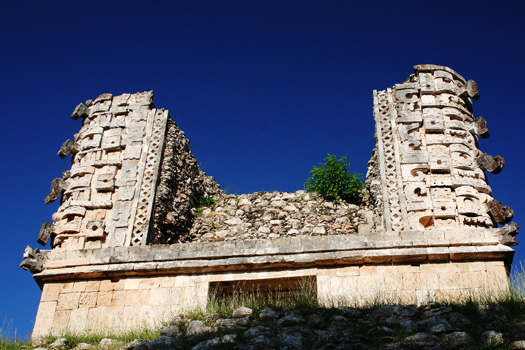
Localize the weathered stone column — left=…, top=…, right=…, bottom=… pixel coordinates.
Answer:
left=367, top=65, right=515, bottom=235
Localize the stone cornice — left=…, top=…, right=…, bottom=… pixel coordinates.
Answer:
left=33, top=229, right=514, bottom=285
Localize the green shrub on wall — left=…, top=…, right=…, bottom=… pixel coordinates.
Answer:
left=304, top=154, right=364, bottom=203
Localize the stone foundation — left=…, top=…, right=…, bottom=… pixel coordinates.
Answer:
left=31, top=232, right=512, bottom=337
left=33, top=260, right=509, bottom=337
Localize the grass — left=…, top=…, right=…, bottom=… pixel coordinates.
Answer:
left=0, top=316, right=31, bottom=350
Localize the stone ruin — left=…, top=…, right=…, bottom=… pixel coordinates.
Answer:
left=22, top=65, right=519, bottom=338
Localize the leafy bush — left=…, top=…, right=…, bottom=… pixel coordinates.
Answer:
left=304, top=154, right=364, bottom=203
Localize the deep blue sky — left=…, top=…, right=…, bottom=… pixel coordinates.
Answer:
left=1, top=0, right=524, bottom=339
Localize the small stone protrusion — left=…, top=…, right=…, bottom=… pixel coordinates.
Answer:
left=476, top=153, right=505, bottom=174
left=57, top=139, right=80, bottom=159
left=71, top=103, right=89, bottom=120
left=487, top=199, right=514, bottom=224
left=44, top=177, right=66, bottom=204
left=496, top=222, right=519, bottom=246
left=466, top=80, right=480, bottom=100
left=20, top=245, right=44, bottom=274
left=37, top=222, right=53, bottom=246
left=473, top=116, right=490, bottom=139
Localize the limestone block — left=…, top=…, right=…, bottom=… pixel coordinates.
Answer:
left=54, top=216, right=82, bottom=234
left=115, top=187, right=134, bottom=202
left=80, top=126, right=104, bottom=139
left=67, top=174, right=93, bottom=191
left=429, top=153, right=450, bottom=172
left=430, top=174, right=452, bottom=187
left=451, top=169, right=491, bottom=194
left=125, top=125, right=147, bottom=140
left=70, top=164, right=95, bottom=177
left=431, top=189, right=456, bottom=218
left=56, top=292, right=81, bottom=310
left=91, top=97, right=112, bottom=113
left=41, top=283, right=62, bottom=302
left=111, top=200, right=132, bottom=226
left=124, top=278, right=141, bottom=290
left=450, top=145, right=474, bottom=170
left=111, top=290, right=127, bottom=307
left=139, top=278, right=160, bottom=289
left=404, top=182, right=432, bottom=212
left=85, top=280, right=101, bottom=292
left=434, top=71, right=458, bottom=94
left=444, top=129, right=473, bottom=145
left=407, top=210, right=434, bottom=230
left=438, top=272, right=460, bottom=289
left=455, top=186, right=484, bottom=216
left=442, top=107, right=466, bottom=122
left=120, top=163, right=138, bottom=180
left=423, top=110, right=445, bottom=132
left=95, top=173, right=115, bottom=192
left=86, top=307, right=110, bottom=330
left=110, top=114, right=126, bottom=128
left=79, top=293, right=97, bottom=308
left=72, top=281, right=88, bottom=292
left=401, top=164, right=429, bottom=182
left=124, top=289, right=150, bottom=306
left=96, top=292, right=113, bottom=307
left=53, top=206, right=86, bottom=221
left=149, top=288, right=169, bottom=306
left=401, top=144, right=429, bottom=164
left=123, top=141, right=142, bottom=159
left=68, top=200, right=112, bottom=209
left=85, top=220, right=105, bottom=237
left=419, top=72, right=435, bottom=93
left=93, top=159, right=122, bottom=168
left=32, top=301, right=57, bottom=337
left=101, top=135, right=122, bottom=151
left=425, top=133, right=445, bottom=145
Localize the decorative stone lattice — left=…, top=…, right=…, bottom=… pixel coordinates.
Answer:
left=369, top=64, right=513, bottom=231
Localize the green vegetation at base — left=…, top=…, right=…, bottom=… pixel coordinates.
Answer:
left=304, top=154, right=364, bottom=204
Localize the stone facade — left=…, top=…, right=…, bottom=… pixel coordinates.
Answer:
left=367, top=65, right=514, bottom=233
left=22, top=66, right=518, bottom=338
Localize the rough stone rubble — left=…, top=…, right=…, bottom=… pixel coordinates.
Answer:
left=33, top=304, right=525, bottom=350
left=189, top=191, right=366, bottom=243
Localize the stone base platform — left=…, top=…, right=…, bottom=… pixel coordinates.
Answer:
left=31, top=229, right=513, bottom=337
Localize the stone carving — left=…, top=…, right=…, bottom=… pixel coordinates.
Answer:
left=23, top=66, right=518, bottom=257
left=496, top=222, right=519, bottom=246
left=487, top=199, right=514, bottom=224
left=44, top=177, right=66, bottom=204
left=32, top=91, right=220, bottom=251
left=20, top=245, right=44, bottom=273
left=368, top=64, right=514, bottom=231
left=57, top=139, right=80, bottom=159
left=37, top=222, right=53, bottom=245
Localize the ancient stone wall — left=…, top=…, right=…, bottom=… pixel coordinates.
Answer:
left=22, top=65, right=518, bottom=338
left=28, top=92, right=220, bottom=257
left=368, top=65, right=514, bottom=234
